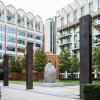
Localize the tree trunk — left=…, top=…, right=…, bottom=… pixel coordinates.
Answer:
left=71, top=72, right=73, bottom=79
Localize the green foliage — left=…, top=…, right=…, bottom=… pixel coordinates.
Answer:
left=92, top=46, right=100, bottom=71
left=10, top=56, right=26, bottom=73
left=33, top=48, right=47, bottom=72
left=0, top=63, right=3, bottom=73
left=69, top=53, right=79, bottom=73
left=83, top=84, right=100, bottom=100
left=58, top=48, right=70, bottom=72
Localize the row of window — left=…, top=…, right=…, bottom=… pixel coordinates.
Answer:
left=61, top=1, right=100, bottom=25
left=0, top=36, right=42, bottom=44
left=0, top=43, right=41, bottom=51
left=0, top=11, right=42, bottom=31
left=0, top=25, right=42, bottom=39
left=7, top=27, right=16, bottom=34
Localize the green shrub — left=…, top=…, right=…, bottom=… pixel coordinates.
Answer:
left=83, top=84, right=100, bottom=100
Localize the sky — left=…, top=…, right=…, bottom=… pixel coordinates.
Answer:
left=3, top=0, right=74, bottom=22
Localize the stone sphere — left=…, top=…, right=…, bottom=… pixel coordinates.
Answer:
left=44, top=63, right=56, bottom=83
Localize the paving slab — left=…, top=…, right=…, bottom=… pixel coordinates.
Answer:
left=0, top=82, right=80, bottom=100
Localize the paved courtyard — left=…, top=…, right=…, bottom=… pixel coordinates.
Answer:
left=0, top=82, right=80, bottom=100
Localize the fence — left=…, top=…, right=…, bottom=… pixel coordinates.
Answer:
left=59, top=70, right=100, bottom=79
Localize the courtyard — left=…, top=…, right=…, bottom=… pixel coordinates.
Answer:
left=0, top=81, right=79, bottom=100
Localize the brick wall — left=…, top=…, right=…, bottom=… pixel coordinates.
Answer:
left=46, top=51, right=59, bottom=79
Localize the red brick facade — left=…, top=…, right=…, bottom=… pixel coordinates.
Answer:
left=9, top=51, right=59, bottom=80
left=46, top=51, right=59, bottom=79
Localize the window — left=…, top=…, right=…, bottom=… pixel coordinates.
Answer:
left=7, top=27, right=16, bottom=34
left=27, top=32, right=34, bottom=38
left=17, top=48, right=25, bottom=53
left=27, top=18, right=33, bottom=30
left=61, top=17, right=64, bottom=26
left=74, top=35, right=77, bottom=42
left=67, top=14, right=70, bottom=24
left=0, top=25, right=5, bottom=32
left=36, top=36, right=41, bottom=40
left=0, top=36, right=5, bottom=41
left=17, top=30, right=25, bottom=36
left=35, top=22, right=40, bottom=31
left=73, top=10, right=77, bottom=20
left=0, top=45, right=5, bottom=50
left=7, top=37, right=16, bottom=43
left=0, top=11, right=4, bottom=20
left=17, top=14, right=25, bottom=27
left=81, top=7, right=84, bottom=16
left=7, top=45, right=15, bottom=51
left=17, top=39, right=25, bottom=45
left=89, top=2, right=93, bottom=13
left=7, top=10, right=15, bottom=24
left=36, top=43, right=41, bottom=47
left=38, top=23, right=40, bottom=31
left=0, top=54, right=3, bottom=59
left=98, top=0, right=100, bottom=11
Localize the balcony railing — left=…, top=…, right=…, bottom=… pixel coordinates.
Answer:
left=57, top=11, right=100, bottom=32
left=59, top=33, right=72, bottom=39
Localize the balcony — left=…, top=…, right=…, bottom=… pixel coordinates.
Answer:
left=59, top=41, right=72, bottom=47
left=57, top=11, right=100, bottom=32
left=93, top=38, right=100, bottom=46
left=57, top=19, right=79, bottom=32
left=59, top=33, right=72, bottom=39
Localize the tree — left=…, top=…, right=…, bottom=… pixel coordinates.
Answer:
left=69, top=53, right=79, bottom=79
left=58, top=48, right=70, bottom=73
left=92, top=46, right=100, bottom=71
left=9, top=56, right=26, bottom=73
left=33, top=48, right=47, bottom=79
left=19, top=56, right=26, bottom=73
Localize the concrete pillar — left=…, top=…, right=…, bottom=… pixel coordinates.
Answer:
left=26, top=42, right=33, bottom=89
left=80, top=14, right=92, bottom=98
left=3, top=54, right=9, bottom=86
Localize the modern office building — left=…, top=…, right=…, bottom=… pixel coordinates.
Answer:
left=0, top=1, right=44, bottom=61
left=56, top=0, right=100, bottom=58
left=45, top=17, right=56, bottom=54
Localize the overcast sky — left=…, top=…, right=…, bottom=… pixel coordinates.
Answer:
left=3, top=0, right=74, bottom=22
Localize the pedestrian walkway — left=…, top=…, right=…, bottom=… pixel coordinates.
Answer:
left=0, top=82, right=80, bottom=100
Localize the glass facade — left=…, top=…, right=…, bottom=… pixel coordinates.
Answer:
left=7, top=37, right=16, bottom=43
left=17, top=39, right=25, bottom=45
left=7, top=45, right=15, bottom=51
left=7, top=27, right=16, bottom=34
left=27, top=32, right=34, bottom=38
left=57, top=0, right=100, bottom=57
left=17, top=30, right=25, bottom=37
left=0, top=1, right=43, bottom=60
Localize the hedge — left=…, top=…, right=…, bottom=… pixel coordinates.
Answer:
left=83, top=84, right=100, bottom=100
